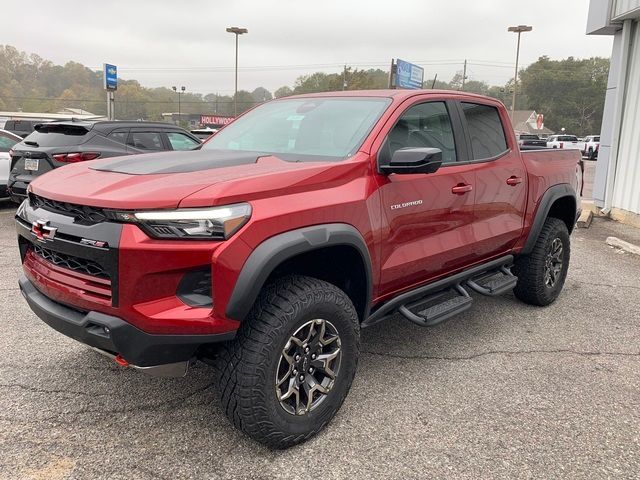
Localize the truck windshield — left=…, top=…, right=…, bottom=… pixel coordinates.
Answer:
left=202, top=97, right=391, bottom=161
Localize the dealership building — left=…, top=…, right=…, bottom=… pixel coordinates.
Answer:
left=587, top=0, right=640, bottom=224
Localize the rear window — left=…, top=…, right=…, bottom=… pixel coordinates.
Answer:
left=461, top=103, right=508, bottom=159
left=21, top=125, right=91, bottom=147
left=5, top=120, right=35, bottom=133
left=519, top=134, right=539, bottom=140
left=558, top=135, right=578, bottom=142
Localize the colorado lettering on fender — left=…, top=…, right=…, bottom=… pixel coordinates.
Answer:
left=390, top=200, right=423, bottom=210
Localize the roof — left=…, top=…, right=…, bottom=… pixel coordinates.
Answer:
left=510, top=110, right=554, bottom=135
left=37, top=120, right=193, bottom=134
left=288, top=88, right=495, bottom=101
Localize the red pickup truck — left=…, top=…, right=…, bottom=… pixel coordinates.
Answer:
left=15, top=90, right=582, bottom=448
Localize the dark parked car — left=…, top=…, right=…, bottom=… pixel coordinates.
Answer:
left=517, top=133, right=547, bottom=148
left=4, top=119, right=40, bottom=138
left=8, top=120, right=201, bottom=202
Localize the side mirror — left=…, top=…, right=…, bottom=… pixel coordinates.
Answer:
left=381, top=147, right=443, bottom=175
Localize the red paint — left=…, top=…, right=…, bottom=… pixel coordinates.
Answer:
left=25, top=90, right=582, bottom=336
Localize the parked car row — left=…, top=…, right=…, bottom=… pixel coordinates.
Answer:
left=516, top=133, right=600, bottom=159
left=7, top=120, right=202, bottom=203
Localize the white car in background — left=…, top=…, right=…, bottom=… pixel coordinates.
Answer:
left=546, top=134, right=580, bottom=150
left=577, top=135, right=600, bottom=159
left=0, top=129, right=22, bottom=201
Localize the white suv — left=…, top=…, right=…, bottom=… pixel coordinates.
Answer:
left=547, top=135, right=580, bottom=150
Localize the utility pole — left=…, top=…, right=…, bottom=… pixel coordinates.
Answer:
left=461, top=60, right=467, bottom=91
left=226, top=26, right=248, bottom=117
left=508, top=25, right=533, bottom=116
left=343, top=64, right=347, bottom=90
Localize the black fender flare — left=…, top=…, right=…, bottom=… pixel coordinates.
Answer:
left=225, top=223, right=373, bottom=322
left=521, top=183, right=578, bottom=255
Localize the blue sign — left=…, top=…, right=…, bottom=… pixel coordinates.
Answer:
left=104, top=63, right=117, bottom=90
left=395, top=59, right=424, bottom=89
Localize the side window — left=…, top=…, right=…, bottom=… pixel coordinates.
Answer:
left=461, top=102, right=508, bottom=160
left=0, top=135, right=18, bottom=152
left=128, top=131, right=164, bottom=151
left=385, top=101, right=457, bottom=163
left=108, top=130, right=129, bottom=145
left=166, top=132, right=200, bottom=151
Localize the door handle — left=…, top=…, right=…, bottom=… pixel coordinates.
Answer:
left=451, top=183, right=473, bottom=195
left=506, top=176, right=523, bottom=186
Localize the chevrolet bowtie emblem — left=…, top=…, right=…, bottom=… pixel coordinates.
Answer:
left=31, top=219, right=57, bottom=242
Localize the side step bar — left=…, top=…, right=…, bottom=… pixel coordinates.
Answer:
left=466, top=266, right=518, bottom=296
left=399, top=284, right=472, bottom=327
left=362, top=255, right=516, bottom=328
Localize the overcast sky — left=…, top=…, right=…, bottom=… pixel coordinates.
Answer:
left=2, top=0, right=613, bottom=96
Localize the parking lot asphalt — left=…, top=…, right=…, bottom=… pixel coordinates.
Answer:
left=0, top=201, right=638, bottom=480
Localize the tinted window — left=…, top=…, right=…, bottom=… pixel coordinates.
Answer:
left=519, top=134, right=539, bottom=140
left=386, top=102, right=456, bottom=163
left=21, top=128, right=90, bottom=147
left=166, top=132, right=200, bottom=150
left=203, top=97, right=391, bottom=161
left=128, top=132, right=164, bottom=151
left=0, top=135, right=18, bottom=152
left=108, top=130, right=129, bottom=144
left=558, top=135, right=578, bottom=142
left=5, top=121, right=35, bottom=133
left=594, top=136, right=600, bottom=142
left=461, top=103, right=508, bottom=159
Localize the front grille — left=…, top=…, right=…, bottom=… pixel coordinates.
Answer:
left=29, top=193, right=108, bottom=224
left=32, top=244, right=110, bottom=279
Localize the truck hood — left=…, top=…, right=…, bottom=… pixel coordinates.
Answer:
left=28, top=149, right=368, bottom=209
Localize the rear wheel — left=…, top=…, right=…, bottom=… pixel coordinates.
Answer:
left=214, top=275, right=360, bottom=449
left=513, top=217, right=570, bottom=306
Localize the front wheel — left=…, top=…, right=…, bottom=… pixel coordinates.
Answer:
left=214, top=275, right=360, bottom=449
left=513, top=217, right=570, bottom=306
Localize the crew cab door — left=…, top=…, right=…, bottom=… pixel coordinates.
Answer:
left=375, top=98, right=480, bottom=297
left=457, top=101, right=527, bottom=258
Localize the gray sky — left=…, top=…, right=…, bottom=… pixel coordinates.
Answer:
left=2, top=0, right=613, bottom=95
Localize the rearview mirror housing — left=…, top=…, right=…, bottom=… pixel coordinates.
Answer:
left=381, top=147, right=443, bottom=175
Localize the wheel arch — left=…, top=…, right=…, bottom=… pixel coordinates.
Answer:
left=521, top=183, right=578, bottom=255
left=225, top=224, right=373, bottom=323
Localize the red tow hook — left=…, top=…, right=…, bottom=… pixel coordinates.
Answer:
left=114, top=354, right=130, bottom=367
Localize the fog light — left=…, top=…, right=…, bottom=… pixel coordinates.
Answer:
left=177, top=268, right=212, bottom=307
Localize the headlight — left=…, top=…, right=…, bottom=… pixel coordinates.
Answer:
left=111, top=203, right=251, bottom=240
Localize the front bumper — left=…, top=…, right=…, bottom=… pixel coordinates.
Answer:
left=19, top=275, right=235, bottom=368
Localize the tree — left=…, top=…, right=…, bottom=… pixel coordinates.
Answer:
left=462, top=80, right=490, bottom=96
left=251, top=87, right=272, bottom=102
left=423, top=78, right=449, bottom=89
left=519, top=56, right=609, bottom=135
left=274, top=86, right=293, bottom=98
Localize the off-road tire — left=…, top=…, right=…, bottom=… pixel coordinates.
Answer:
left=213, top=275, right=360, bottom=449
left=513, top=217, right=570, bottom=306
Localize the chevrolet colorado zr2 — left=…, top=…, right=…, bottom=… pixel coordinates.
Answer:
left=15, top=90, right=582, bottom=448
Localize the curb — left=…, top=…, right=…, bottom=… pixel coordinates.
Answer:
left=605, top=237, right=640, bottom=256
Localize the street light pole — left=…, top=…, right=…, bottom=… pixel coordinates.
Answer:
left=508, top=25, right=533, bottom=117
left=172, top=86, right=186, bottom=125
left=226, top=26, right=248, bottom=117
